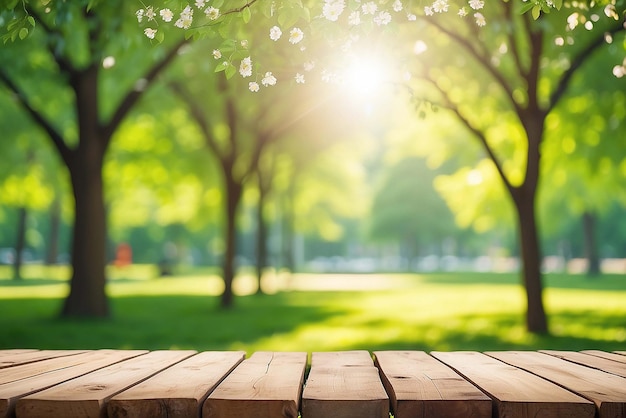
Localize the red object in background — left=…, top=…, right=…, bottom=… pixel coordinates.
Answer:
left=114, top=243, right=132, bottom=267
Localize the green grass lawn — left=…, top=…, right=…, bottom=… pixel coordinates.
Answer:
left=1, top=265, right=625, bottom=353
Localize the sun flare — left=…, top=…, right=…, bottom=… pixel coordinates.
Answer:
left=340, top=50, right=390, bottom=100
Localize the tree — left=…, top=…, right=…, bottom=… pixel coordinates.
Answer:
left=368, top=157, right=457, bottom=261
left=391, top=3, right=624, bottom=333
left=0, top=1, right=187, bottom=316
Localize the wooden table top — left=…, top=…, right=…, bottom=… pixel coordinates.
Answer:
left=1, top=349, right=625, bottom=418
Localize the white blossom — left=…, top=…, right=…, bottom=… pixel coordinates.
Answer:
left=348, top=11, right=361, bottom=25
left=249, top=82, right=260, bottom=92
left=144, top=28, right=157, bottom=39
left=362, top=2, right=377, bottom=15
left=239, top=57, right=253, bottom=78
left=474, top=12, right=486, bottom=26
left=136, top=9, right=144, bottom=22
left=205, top=7, right=220, bottom=20
left=144, top=6, right=156, bottom=21
left=175, top=6, right=193, bottom=29
left=393, top=0, right=403, bottom=12
left=432, top=0, right=449, bottom=13
left=195, top=0, right=206, bottom=8
left=295, top=73, right=306, bottom=83
left=458, top=7, right=468, bottom=17
left=289, top=28, right=304, bottom=44
left=469, top=0, right=484, bottom=10
left=262, top=71, right=277, bottom=86
left=374, top=11, right=392, bottom=25
left=270, top=25, right=282, bottom=41
left=212, top=49, right=222, bottom=59
left=160, top=8, right=173, bottom=22
left=323, top=0, right=345, bottom=21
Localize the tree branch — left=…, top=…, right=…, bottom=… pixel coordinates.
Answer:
left=103, top=38, right=187, bottom=143
left=548, top=18, right=626, bottom=112
left=423, top=17, right=525, bottom=116
left=168, top=80, right=224, bottom=158
left=0, top=68, right=73, bottom=166
left=222, top=0, right=259, bottom=15
left=26, top=6, right=75, bottom=75
left=423, top=73, right=516, bottom=196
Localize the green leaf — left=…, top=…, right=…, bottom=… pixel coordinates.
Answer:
left=518, top=2, right=535, bottom=14
left=242, top=6, right=251, bottom=24
left=27, top=16, right=35, bottom=27
left=531, top=5, right=541, bottom=20
left=155, top=31, right=165, bottom=44
left=18, top=27, right=28, bottom=39
left=225, top=64, right=236, bottom=79
left=214, top=61, right=228, bottom=73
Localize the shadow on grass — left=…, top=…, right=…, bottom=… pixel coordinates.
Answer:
left=1, top=291, right=624, bottom=353
left=0, top=293, right=345, bottom=351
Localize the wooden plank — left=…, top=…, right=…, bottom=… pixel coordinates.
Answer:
left=0, top=350, right=38, bottom=356
left=16, top=350, right=195, bottom=418
left=203, top=351, right=306, bottom=418
left=301, top=350, right=389, bottom=418
left=0, top=350, right=145, bottom=418
left=374, top=351, right=491, bottom=418
left=542, top=350, right=626, bottom=378
left=432, top=351, right=595, bottom=418
left=488, top=351, right=626, bottom=418
left=0, top=350, right=85, bottom=369
left=108, top=351, right=245, bottom=418
left=583, top=350, right=626, bottom=364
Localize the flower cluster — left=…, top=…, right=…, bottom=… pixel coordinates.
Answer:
left=136, top=0, right=222, bottom=40
left=322, top=0, right=487, bottom=28
left=138, top=0, right=598, bottom=93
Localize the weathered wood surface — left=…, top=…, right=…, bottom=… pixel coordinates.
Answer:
left=16, top=350, right=195, bottom=418
left=542, top=350, right=626, bottom=378
left=488, top=350, right=626, bottom=418
left=109, top=351, right=245, bottom=418
left=374, top=351, right=491, bottom=418
left=1, top=350, right=625, bottom=417
left=301, top=351, right=389, bottom=418
left=203, top=351, right=307, bottom=418
left=0, top=350, right=145, bottom=418
left=432, top=351, right=596, bottom=418
left=0, top=350, right=86, bottom=369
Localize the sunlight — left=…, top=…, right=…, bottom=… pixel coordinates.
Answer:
left=339, top=50, right=391, bottom=101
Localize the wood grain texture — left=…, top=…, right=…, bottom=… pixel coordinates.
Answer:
left=583, top=350, right=626, bottom=364
left=374, top=351, right=491, bottom=418
left=433, top=351, right=595, bottom=418
left=302, top=351, right=389, bottom=418
left=488, top=351, right=626, bottom=418
left=203, top=351, right=306, bottom=418
left=0, top=350, right=86, bottom=369
left=0, top=350, right=145, bottom=418
left=108, top=351, right=245, bottom=418
left=542, top=350, right=626, bottom=378
left=16, top=350, right=194, bottom=418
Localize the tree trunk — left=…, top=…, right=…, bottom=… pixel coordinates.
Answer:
left=13, top=207, right=27, bottom=281
left=61, top=65, right=110, bottom=318
left=220, top=178, right=242, bottom=309
left=515, top=196, right=548, bottom=334
left=255, top=179, right=268, bottom=295
left=45, top=197, right=61, bottom=265
left=61, top=149, right=109, bottom=317
left=282, top=191, right=295, bottom=273
left=582, top=211, right=600, bottom=276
